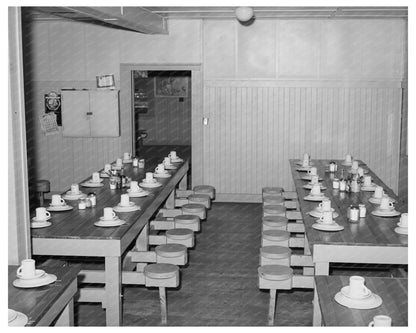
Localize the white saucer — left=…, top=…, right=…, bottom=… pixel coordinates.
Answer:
left=371, top=209, right=401, bottom=217
left=394, top=226, right=408, bottom=235
left=341, top=161, right=353, bottom=166
left=117, top=201, right=135, bottom=207
left=113, top=205, right=141, bottom=213
left=13, top=273, right=57, bottom=288
left=361, top=184, right=377, bottom=192
left=154, top=172, right=171, bottom=178
left=348, top=168, right=368, bottom=174
left=94, top=219, right=126, bottom=228
left=308, top=209, right=339, bottom=219
left=123, top=159, right=132, bottom=163
left=334, top=291, right=382, bottom=309
left=340, top=286, right=372, bottom=300
left=8, top=310, right=28, bottom=326
left=296, top=166, right=311, bottom=172
left=140, top=181, right=162, bottom=188
left=32, top=216, right=51, bottom=222
left=100, top=172, right=110, bottom=178
left=46, top=205, right=73, bottom=212
left=62, top=192, right=87, bottom=200
left=296, top=161, right=314, bottom=166
left=304, top=194, right=328, bottom=202
left=301, top=175, right=323, bottom=181
left=303, top=183, right=327, bottom=190
left=368, top=195, right=395, bottom=204
left=99, top=216, right=119, bottom=222
left=30, top=221, right=52, bottom=229
left=170, top=157, right=184, bottom=163
left=17, top=269, right=45, bottom=280
left=312, top=222, right=344, bottom=231
left=81, top=182, right=104, bottom=188
left=164, top=164, right=177, bottom=170
left=127, top=189, right=149, bottom=197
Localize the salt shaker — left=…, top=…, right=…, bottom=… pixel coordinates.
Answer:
left=88, top=192, right=96, bottom=207
left=132, top=157, right=139, bottom=167
left=78, top=199, right=86, bottom=210
left=339, top=179, right=347, bottom=191
left=349, top=205, right=360, bottom=222
left=333, top=178, right=340, bottom=189
left=359, top=204, right=367, bottom=218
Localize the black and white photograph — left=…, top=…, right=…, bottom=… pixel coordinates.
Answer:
left=7, top=0, right=410, bottom=328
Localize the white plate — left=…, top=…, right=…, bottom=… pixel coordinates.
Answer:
left=17, top=269, right=45, bottom=280
left=361, top=184, right=377, bottom=192
left=81, top=182, right=104, bottom=188
left=296, top=161, right=314, bottom=166
left=32, top=216, right=51, bottom=222
left=123, top=159, right=132, bottom=163
left=113, top=205, right=141, bottom=213
left=30, top=221, right=52, bottom=229
left=88, top=178, right=103, bottom=183
left=170, top=157, right=184, bottom=163
left=371, top=209, right=401, bottom=217
left=139, top=181, right=162, bottom=188
left=301, top=175, right=323, bottom=181
left=164, top=164, right=177, bottom=170
left=394, top=226, right=408, bottom=235
left=127, top=189, right=149, bottom=197
left=341, top=161, right=353, bottom=166
left=154, top=172, right=171, bottom=178
left=94, top=219, right=126, bottom=227
left=13, top=273, right=57, bottom=288
left=312, top=222, right=344, bottom=232
left=304, top=194, right=328, bottom=202
left=308, top=209, right=339, bottom=219
left=8, top=311, right=28, bottom=326
left=303, top=184, right=327, bottom=190
left=340, top=286, right=372, bottom=300
left=62, top=192, right=87, bottom=200
left=334, top=292, right=382, bottom=310
left=46, top=205, right=73, bottom=212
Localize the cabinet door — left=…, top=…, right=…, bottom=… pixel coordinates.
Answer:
left=89, top=90, right=120, bottom=137
left=61, top=90, right=91, bottom=137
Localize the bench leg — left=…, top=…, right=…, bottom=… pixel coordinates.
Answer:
left=268, top=289, right=277, bottom=326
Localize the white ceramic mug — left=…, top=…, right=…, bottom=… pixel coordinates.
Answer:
left=92, top=172, right=100, bottom=183
left=379, top=197, right=394, bottom=210
left=351, top=160, right=359, bottom=170
left=70, top=184, right=80, bottom=194
left=348, top=276, right=371, bottom=299
left=130, top=181, right=140, bottom=192
left=120, top=194, right=130, bottom=207
left=310, top=184, right=321, bottom=196
left=345, top=154, right=352, bottom=163
left=103, top=207, right=116, bottom=220
left=51, top=194, right=65, bottom=206
left=123, top=152, right=131, bottom=160
left=400, top=213, right=408, bottom=228
left=35, top=207, right=51, bottom=220
left=116, top=158, right=123, bottom=166
left=363, top=175, right=372, bottom=187
left=374, top=186, right=384, bottom=199
left=318, top=198, right=331, bottom=211
left=155, top=163, right=165, bottom=174
left=163, top=157, right=171, bottom=166
left=310, top=175, right=319, bottom=185
left=369, top=315, right=392, bottom=327
left=16, top=259, right=36, bottom=279
left=308, top=167, right=317, bottom=176
left=169, top=151, right=177, bottom=160
left=145, top=172, right=154, bottom=182
left=319, top=210, right=333, bottom=225
left=104, top=163, right=111, bottom=173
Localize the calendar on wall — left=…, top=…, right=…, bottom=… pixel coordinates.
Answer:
left=39, top=112, right=59, bottom=136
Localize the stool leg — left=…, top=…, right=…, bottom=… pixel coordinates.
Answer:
left=159, top=287, right=167, bottom=325
left=268, top=289, right=277, bottom=326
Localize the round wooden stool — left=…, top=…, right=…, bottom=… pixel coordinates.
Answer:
left=155, top=244, right=188, bottom=265
left=262, top=229, right=290, bottom=247
left=263, top=205, right=286, bottom=217
left=262, top=187, right=284, bottom=198
left=193, top=185, right=216, bottom=199
left=166, top=228, right=194, bottom=248
left=182, top=203, right=206, bottom=220
left=174, top=214, right=200, bottom=232
left=188, top=193, right=211, bottom=209
left=262, top=216, right=288, bottom=231
left=263, top=196, right=285, bottom=206
left=144, top=263, right=180, bottom=325
left=36, top=180, right=50, bottom=206
left=260, top=245, right=291, bottom=266
left=258, top=264, right=293, bottom=326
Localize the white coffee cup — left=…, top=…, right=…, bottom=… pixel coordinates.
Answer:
left=130, top=181, right=140, bottom=192
left=310, top=184, right=321, bottom=196
left=16, top=259, right=36, bottom=279
left=51, top=194, right=65, bottom=206
left=374, top=186, right=384, bottom=199
left=145, top=172, right=154, bottom=182
left=35, top=207, right=51, bottom=220
left=116, top=158, right=123, bottom=166
left=169, top=151, right=177, bottom=160
left=104, top=163, right=111, bottom=173
left=318, top=198, right=331, bottom=211
left=308, top=167, right=317, bottom=176
left=369, top=315, right=392, bottom=327
left=310, top=175, right=319, bottom=185
left=103, top=207, right=116, bottom=220
left=163, top=157, right=171, bottom=166
left=120, top=194, right=130, bottom=207
left=92, top=172, right=100, bottom=183
left=363, top=175, right=372, bottom=187
left=379, top=197, right=394, bottom=210
left=70, top=184, right=80, bottom=194
left=351, top=160, right=359, bottom=170
left=319, top=210, right=333, bottom=225
left=155, top=163, right=165, bottom=174
left=399, top=213, right=408, bottom=228
left=123, top=152, right=131, bottom=161
left=345, top=154, right=352, bottom=163
left=348, top=276, right=371, bottom=299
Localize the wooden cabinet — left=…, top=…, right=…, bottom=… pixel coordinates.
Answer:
left=61, top=90, right=120, bottom=137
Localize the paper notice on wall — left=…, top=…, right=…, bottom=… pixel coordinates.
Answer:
left=39, top=113, right=59, bottom=136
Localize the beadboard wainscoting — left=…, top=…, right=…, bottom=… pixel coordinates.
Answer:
left=203, top=81, right=402, bottom=201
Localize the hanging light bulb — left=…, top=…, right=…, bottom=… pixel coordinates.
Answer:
left=235, top=6, right=254, bottom=22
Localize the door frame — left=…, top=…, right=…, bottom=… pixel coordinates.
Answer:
left=120, top=63, right=203, bottom=187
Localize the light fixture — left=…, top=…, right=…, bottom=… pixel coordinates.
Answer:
left=235, top=6, right=254, bottom=22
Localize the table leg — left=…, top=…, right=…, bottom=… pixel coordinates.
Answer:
left=314, top=262, right=329, bottom=276
left=312, top=286, right=322, bottom=326
left=179, top=173, right=187, bottom=190
left=105, top=256, right=122, bottom=326
left=54, top=299, right=74, bottom=326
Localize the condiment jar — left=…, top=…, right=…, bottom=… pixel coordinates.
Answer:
left=349, top=205, right=360, bottom=222
left=333, top=178, right=340, bottom=189
left=329, top=161, right=337, bottom=172
left=88, top=192, right=96, bottom=207
left=78, top=199, right=86, bottom=210
left=359, top=204, right=367, bottom=218
left=339, top=179, right=347, bottom=192
left=132, top=157, right=139, bottom=167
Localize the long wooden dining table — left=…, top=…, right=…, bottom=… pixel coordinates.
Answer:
left=289, top=159, right=408, bottom=326
left=31, top=154, right=189, bottom=326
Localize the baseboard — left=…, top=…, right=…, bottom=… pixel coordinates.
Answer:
left=214, top=193, right=263, bottom=203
